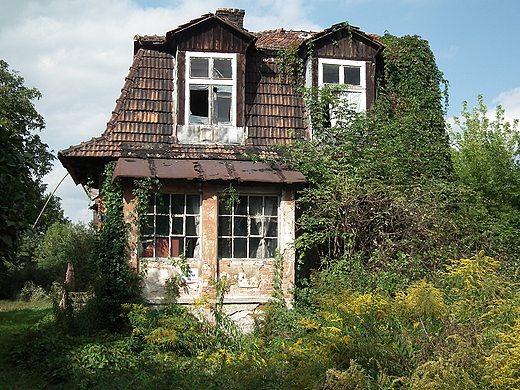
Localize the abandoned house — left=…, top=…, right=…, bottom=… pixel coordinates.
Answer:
left=58, top=9, right=383, bottom=319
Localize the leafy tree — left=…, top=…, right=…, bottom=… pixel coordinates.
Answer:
left=450, top=95, right=520, bottom=208
left=0, top=60, right=54, bottom=265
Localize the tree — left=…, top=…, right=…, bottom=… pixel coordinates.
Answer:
left=0, top=60, right=54, bottom=265
left=450, top=95, right=520, bottom=208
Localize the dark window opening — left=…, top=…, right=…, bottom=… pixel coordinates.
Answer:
left=218, top=195, right=278, bottom=259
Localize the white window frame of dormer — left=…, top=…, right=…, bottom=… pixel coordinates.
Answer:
left=185, top=52, right=237, bottom=127
left=318, top=58, right=367, bottom=112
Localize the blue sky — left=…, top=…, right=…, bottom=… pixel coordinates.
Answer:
left=1, top=0, right=519, bottom=223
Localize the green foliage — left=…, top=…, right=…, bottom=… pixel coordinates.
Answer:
left=78, top=162, right=142, bottom=333
left=36, top=221, right=96, bottom=290
left=451, top=95, right=520, bottom=208
left=0, top=60, right=54, bottom=265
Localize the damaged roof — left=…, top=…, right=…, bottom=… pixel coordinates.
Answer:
left=58, top=9, right=382, bottom=185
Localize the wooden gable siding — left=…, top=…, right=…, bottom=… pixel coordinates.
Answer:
left=245, top=53, right=308, bottom=146
left=175, top=21, right=251, bottom=53
left=313, top=29, right=381, bottom=59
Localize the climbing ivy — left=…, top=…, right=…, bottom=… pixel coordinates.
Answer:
left=267, top=34, right=465, bottom=292
left=80, top=162, right=142, bottom=333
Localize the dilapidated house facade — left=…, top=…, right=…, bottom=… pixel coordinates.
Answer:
left=58, top=9, right=383, bottom=316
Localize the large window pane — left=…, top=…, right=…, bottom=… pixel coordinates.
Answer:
left=189, top=85, right=209, bottom=124
left=214, top=86, right=232, bottom=125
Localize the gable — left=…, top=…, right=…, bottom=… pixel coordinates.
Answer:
left=312, top=25, right=383, bottom=60
left=167, top=16, right=254, bottom=53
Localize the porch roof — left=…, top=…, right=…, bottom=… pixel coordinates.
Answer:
left=113, top=158, right=306, bottom=184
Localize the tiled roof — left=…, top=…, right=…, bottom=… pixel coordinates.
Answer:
left=59, top=11, right=381, bottom=184
left=253, top=29, right=313, bottom=50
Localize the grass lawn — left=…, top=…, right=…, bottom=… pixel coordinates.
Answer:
left=0, top=300, right=52, bottom=390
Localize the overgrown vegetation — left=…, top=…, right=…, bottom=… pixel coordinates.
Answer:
left=3, top=31, right=520, bottom=389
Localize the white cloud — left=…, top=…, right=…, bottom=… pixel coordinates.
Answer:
left=492, top=88, right=520, bottom=123
left=1, top=0, right=324, bottom=223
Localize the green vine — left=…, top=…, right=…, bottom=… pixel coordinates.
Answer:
left=81, top=161, right=142, bottom=333
left=276, top=42, right=305, bottom=90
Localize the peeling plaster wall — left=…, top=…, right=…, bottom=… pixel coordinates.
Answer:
left=127, top=181, right=297, bottom=308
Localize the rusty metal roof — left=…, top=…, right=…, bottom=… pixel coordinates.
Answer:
left=113, top=158, right=306, bottom=184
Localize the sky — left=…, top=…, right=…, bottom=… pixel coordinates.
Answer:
left=2, top=0, right=520, bottom=223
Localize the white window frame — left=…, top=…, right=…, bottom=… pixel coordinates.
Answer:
left=185, top=52, right=237, bottom=127
left=217, top=194, right=279, bottom=260
left=318, top=58, right=367, bottom=112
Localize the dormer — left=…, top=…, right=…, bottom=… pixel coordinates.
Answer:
left=165, top=10, right=255, bottom=145
left=305, top=23, right=383, bottom=112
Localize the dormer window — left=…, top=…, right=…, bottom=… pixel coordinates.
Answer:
left=318, top=58, right=366, bottom=112
left=186, top=52, right=236, bottom=126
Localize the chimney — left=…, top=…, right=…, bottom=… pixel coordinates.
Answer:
left=215, top=8, right=245, bottom=29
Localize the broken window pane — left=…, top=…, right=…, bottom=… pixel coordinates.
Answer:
left=213, top=85, right=232, bottom=125
left=344, top=66, right=361, bottom=85
left=213, top=58, right=232, bottom=79
left=190, top=58, right=209, bottom=78
left=323, top=63, right=340, bottom=84
left=189, top=85, right=209, bottom=124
